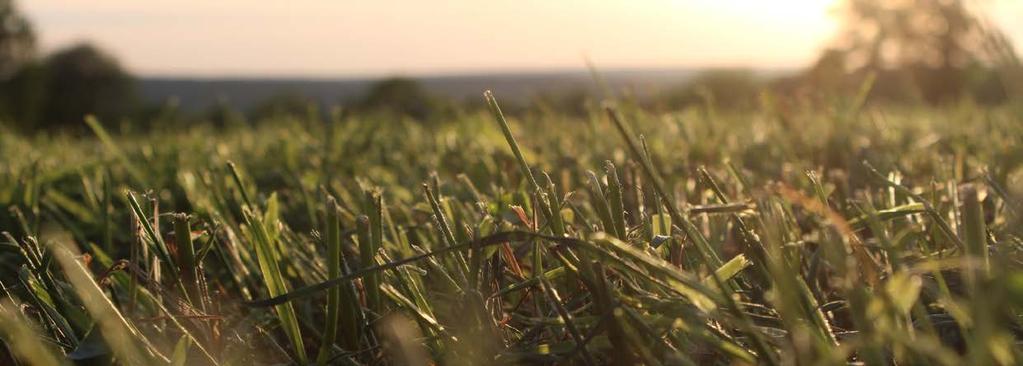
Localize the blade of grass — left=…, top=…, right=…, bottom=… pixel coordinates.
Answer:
left=172, top=214, right=199, bottom=305
left=317, top=197, right=342, bottom=366
left=484, top=90, right=562, bottom=236
left=126, top=191, right=182, bottom=292
left=422, top=183, right=469, bottom=287
left=242, top=203, right=307, bottom=363
left=604, top=161, right=628, bottom=240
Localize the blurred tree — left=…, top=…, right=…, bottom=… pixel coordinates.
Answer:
left=0, top=0, right=37, bottom=127
left=529, top=88, right=592, bottom=117
left=804, top=49, right=851, bottom=94
left=37, top=44, right=137, bottom=130
left=819, top=0, right=1017, bottom=103
left=134, top=97, right=184, bottom=132
left=838, top=0, right=1005, bottom=70
left=204, top=97, right=246, bottom=129
left=0, top=0, right=34, bottom=79
left=0, top=61, right=45, bottom=128
left=660, top=69, right=761, bottom=110
left=356, top=77, right=450, bottom=121
left=250, top=92, right=315, bottom=120
left=1, top=3, right=140, bottom=132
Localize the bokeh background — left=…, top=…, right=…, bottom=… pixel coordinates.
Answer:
left=1, top=0, right=1021, bottom=130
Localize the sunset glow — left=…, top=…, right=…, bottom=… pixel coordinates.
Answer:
left=18, top=0, right=1021, bottom=77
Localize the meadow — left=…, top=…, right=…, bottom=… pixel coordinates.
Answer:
left=1, top=89, right=1022, bottom=365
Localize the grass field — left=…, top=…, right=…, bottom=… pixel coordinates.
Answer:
left=1, top=91, right=1023, bottom=365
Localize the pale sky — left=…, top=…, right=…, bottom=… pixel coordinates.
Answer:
left=19, top=0, right=1023, bottom=78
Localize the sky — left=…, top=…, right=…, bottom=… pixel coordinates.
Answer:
left=19, top=0, right=1023, bottom=78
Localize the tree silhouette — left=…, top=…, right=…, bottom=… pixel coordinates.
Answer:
left=356, top=77, right=448, bottom=121
left=825, top=0, right=1016, bottom=103
left=0, top=0, right=34, bottom=79
left=660, top=69, right=761, bottom=110
left=250, top=92, right=314, bottom=121
left=37, top=44, right=136, bottom=130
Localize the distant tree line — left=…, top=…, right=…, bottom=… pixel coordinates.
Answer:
left=0, top=0, right=457, bottom=133
left=0, top=1, right=459, bottom=133
left=1, top=0, right=1020, bottom=134
left=211, top=78, right=456, bottom=127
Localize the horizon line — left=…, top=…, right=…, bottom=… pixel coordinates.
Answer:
left=136, top=65, right=804, bottom=81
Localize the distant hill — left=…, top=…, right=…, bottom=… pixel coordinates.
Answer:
left=137, top=69, right=688, bottom=112
left=139, top=68, right=797, bottom=112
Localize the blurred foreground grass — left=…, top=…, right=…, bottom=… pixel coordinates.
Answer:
left=1, top=93, right=1023, bottom=365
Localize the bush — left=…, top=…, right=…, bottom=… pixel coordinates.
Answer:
left=36, top=44, right=136, bottom=131
left=2, top=43, right=137, bottom=132
left=355, top=77, right=451, bottom=121
left=0, top=0, right=35, bottom=78
left=659, top=69, right=762, bottom=110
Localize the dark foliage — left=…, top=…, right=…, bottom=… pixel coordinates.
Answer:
left=355, top=77, right=451, bottom=121
left=0, top=0, right=34, bottom=78
left=249, top=92, right=315, bottom=121
left=41, top=45, right=136, bottom=129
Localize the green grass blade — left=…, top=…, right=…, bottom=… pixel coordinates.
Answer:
left=242, top=201, right=307, bottom=363
left=172, top=214, right=199, bottom=305
left=316, top=197, right=342, bottom=365
left=604, top=161, right=628, bottom=240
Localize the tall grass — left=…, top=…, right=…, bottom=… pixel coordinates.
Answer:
left=0, top=91, right=1022, bottom=365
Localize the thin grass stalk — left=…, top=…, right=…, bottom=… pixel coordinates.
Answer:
left=961, top=184, right=989, bottom=280
left=226, top=162, right=255, bottom=210
left=365, top=190, right=384, bottom=314
left=604, top=161, right=628, bottom=240
left=317, top=197, right=342, bottom=365
left=355, top=215, right=379, bottom=315
left=422, top=183, right=469, bottom=286
left=484, top=90, right=563, bottom=236
left=586, top=170, right=617, bottom=236
left=172, top=214, right=200, bottom=305
left=126, top=191, right=182, bottom=290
